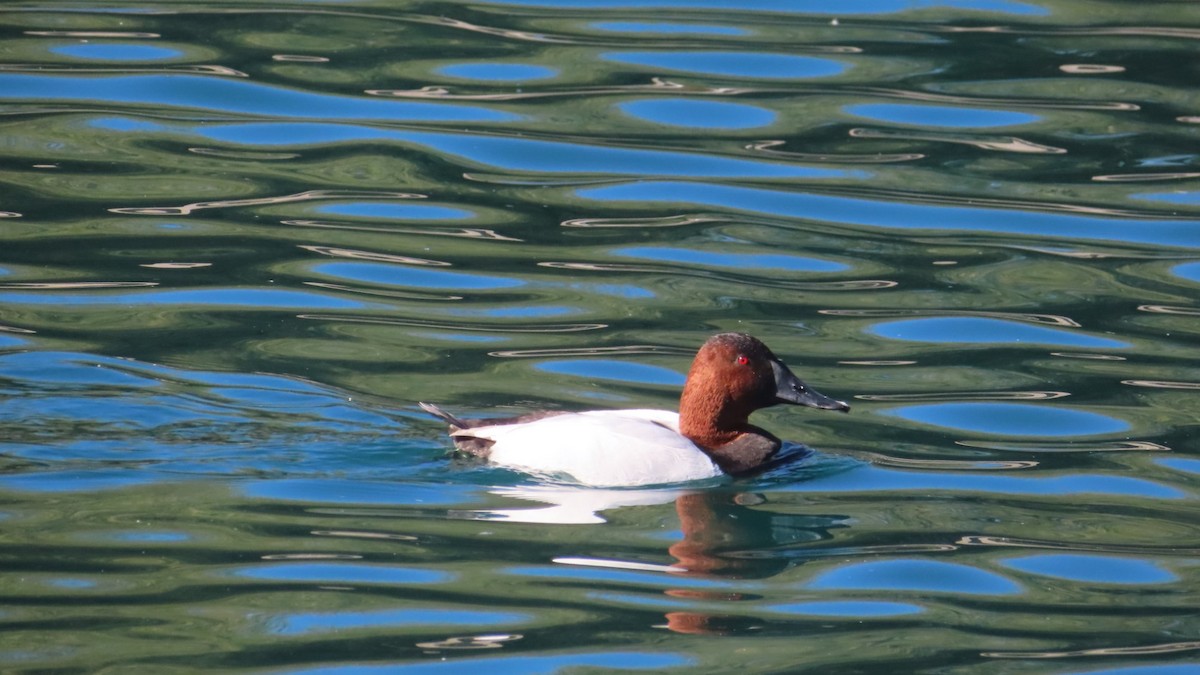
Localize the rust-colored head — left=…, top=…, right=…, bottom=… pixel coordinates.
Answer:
left=678, top=333, right=848, bottom=451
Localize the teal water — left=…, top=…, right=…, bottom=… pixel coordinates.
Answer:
left=2, top=0, right=1199, bottom=672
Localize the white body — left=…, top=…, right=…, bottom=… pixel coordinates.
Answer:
left=453, top=409, right=723, bottom=487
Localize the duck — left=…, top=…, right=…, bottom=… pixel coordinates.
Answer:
left=420, top=332, right=849, bottom=487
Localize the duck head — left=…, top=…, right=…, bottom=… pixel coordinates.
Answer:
left=679, top=332, right=849, bottom=452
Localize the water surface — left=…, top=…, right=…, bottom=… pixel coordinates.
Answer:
left=1, top=0, right=1198, bottom=672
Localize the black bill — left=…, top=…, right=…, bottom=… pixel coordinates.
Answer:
left=771, top=359, right=851, bottom=412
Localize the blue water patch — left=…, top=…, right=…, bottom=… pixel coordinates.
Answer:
left=411, top=330, right=507, bottom=343
left=0, top=469, right=162, bottom=493
left=881, top=402, right=1130, bottom=436
left=1170, top=261, right=1200, bottom=282
left=1157, top=457, right=1200, bottom=475
left=808, top=559, right=1022, bottom=595
left=283, top=652, right=691, bottom=675
left=112, top=531, right=192, bottom=543
left=233, top=562, right=452, bottom=585
left=589, top=591, right=695, bottom=610
left=615, top=246, right=846, bottom=272
left=193, top=122, right=853, bottom=180
left=45, top=577, right=97, bottom=589
left=0, top=351, right=161, bottom=387
left=90, top=116, right=168, bottom=133
left=940, top=0, right=1048, bottom=14
left=567, top=282, right=655, bottom=299
left=1072, top=666, right=1200, bottom=675
left=242, top=479, right=478, bottom=506
left=870, top=317, right=1128, bottom=348
left=209, top=386, right=339, bottom=409
left=578, top=181, right=1200, bottom=249
left=1132, top=191, right=1200, bottom=205
left=0, top=288, right=374, bottom=310
left=508, top=564, right=722, bottom=589
left=51, top=43, right=182, bottom=61
left=0, top=74, right=518, bottom=123
left=846, top=103, right=1038, bottom=128
left=316, top=202, right=473, bottom=220
left=1, top=396, right=228, bottom=431
left=787, top=464, right=1185, bottom=499
left=768, top=600, right=924, bottom=617
left=272, top=608, right=528, bottom=635
left=176, top=368, right=328, bottom=393
left=313, top=261, right=523, bottom=290
left=0, top=354, right=166, bottom=391
left=619, top=99, right=776, bottom=129
left=0, top=335, right=28, bottom=350
left=537, top=359, right=686, bottom=386
left=604, top=51, right=846, bottom=79
left=438, top=63, right=557, bottom=81
left=447, top=305, right=577, bottom=318
left=488, top=0, right=1046, bottom=15
left=1000, top=554, right=1176, bottom=585
left=1135, top=154, right=1197, bottom=168
left=592, top=21, right=747, bottom=35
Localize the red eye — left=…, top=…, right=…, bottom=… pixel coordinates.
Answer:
left=736, top=355, right=750, bottom=366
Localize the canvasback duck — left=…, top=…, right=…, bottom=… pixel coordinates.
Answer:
left=420, top=332, right=849, bottom=487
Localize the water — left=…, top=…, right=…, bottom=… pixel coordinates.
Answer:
left=1, top=0, right=1198, bottom=672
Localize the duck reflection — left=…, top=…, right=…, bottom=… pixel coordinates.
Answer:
left=668, top=492, right=840, bottom=577
left=663, top=491, right=846, bottom=634
left=475, top=484, right=848, bottom=636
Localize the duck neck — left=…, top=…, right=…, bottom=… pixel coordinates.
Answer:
left=679, top=386, right=782, bottom=474
left=678, top=386, right=747, bottom=451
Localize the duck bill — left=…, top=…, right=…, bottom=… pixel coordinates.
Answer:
left=771, top=360, right=850, bottom=412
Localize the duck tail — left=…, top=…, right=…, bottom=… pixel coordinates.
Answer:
left=418, top=401, right=468, bottom=430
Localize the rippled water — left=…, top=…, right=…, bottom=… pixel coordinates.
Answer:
left=2, top=0, right=1199, bottom=672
